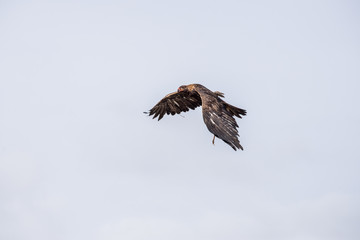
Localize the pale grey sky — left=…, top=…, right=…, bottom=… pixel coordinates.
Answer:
left=1, top=0, right=359, bottom=239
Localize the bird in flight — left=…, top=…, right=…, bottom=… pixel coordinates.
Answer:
left=145, top=84, right=246, bottom=151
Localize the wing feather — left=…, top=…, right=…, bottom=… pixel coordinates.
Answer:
left=147, top=91, right=202, bottom=120
left=203, top=106, right=243, bottom=151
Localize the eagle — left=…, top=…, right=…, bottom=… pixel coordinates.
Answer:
left=145, top=84, right=246, bottom=151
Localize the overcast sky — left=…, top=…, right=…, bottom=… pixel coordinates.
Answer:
left=1, top=0, right=359, bottom=239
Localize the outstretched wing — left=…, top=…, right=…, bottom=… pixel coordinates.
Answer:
left=202, top=104, right=244, bottom=151
left=147, top=91, right=202, bottom=121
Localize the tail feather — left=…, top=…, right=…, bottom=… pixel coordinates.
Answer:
left=225, top=103, right=247, bottom=118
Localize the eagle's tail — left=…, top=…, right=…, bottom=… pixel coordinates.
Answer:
left=225, top=103, right=247, bottom=118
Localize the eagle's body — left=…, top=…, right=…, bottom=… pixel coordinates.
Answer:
left=146, top=84, right=246, bottom=151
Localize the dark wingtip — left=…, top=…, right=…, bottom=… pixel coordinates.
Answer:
left=232, top=145, right=243, bottom=151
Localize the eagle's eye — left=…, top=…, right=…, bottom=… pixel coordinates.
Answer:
left=177, top=86, right=184, bottom=92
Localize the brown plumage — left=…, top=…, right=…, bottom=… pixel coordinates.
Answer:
left=145, top=84, right=246, bottom=151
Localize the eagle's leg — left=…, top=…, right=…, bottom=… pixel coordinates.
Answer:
left=212, top=135, right=216, bottom=145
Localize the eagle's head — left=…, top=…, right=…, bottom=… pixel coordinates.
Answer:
left=177, top=85, right=187, bottom=92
